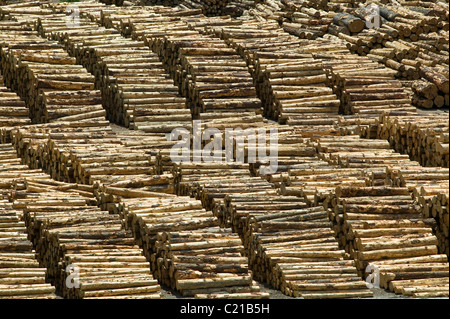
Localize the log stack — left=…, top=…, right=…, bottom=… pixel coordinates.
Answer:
left=371, top=113, right=449, bottom=168
left=316, top=37, right=416, bottom=118
left=329, top=3, right=449, bottom=108
left=387, top=166, right=449, bottom=259
left=222, top=0, right=256, bottom=17
left=205, top=17, right=341, bottom=126
left=326, top=185, right=449, bottom=297
left=35, top=14, right=193, bottom=134
left=120, top=194, right=268, bottom=298
left=0, top=144, right=57, bottom=299
left=155, top=229, right=267, bottom=298
left=138, top=0, right=234, bottom=16
left=224, top=192, right=373, bottom=298
left=282, top=8, right=332, bottom=40
left=0, top=24, right=105, bottom=124
left=419, top=192, right=449, bottom=259
left=15, top=179, right=161, bottom=299
left=0, top=68, right=31, bottom=142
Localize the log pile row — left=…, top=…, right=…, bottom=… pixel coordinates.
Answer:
left=94, top=6, right=275, bottom=144
left=2, top=4, right=271, bottom=299
left=243, top=203, right=373, bottom=298
left=1, top=140, right=164, bottom=299
left=370, top=113, right=449, bottom=168
left=0, top=68, right=31, bottom=142
left=329, top=3, right=449, bottom=108
left=0, top=22, right=105, bottom=124
left=94, top=6, right=266, bottom=127
left=418, top=192, right=449, bottom=259
left=386, top=165, right=449, bottom=258
left=137, top=0, right=234, bottom=16
left=143, top=20, right=264, bottom=120
left=316, top=37, right=417, bottom=118
left=221, top=0, right=256, bottom=17
left=282, top=8, right=332, bottom=40
left=325, top=185, right=449, bottom=297
left=7, top=123, right=171, bottom=192
left=204, top=17, right=341, bottom=127
left=214, top=179, right=373, bottom=298
left=35, top=13, right=193, bottom=134
left=312, top=133, right=421, bottom=185
left=0, top=144, right=57, bottom=299
left=242, top=0, right=287, bottom=22
left=13, top=179, right=161, bottom=299
left=119, top=194, right=268, bottom=298
left=154, top=229, right=268, bottom=298
left=173, top=162, right=274, bottom=210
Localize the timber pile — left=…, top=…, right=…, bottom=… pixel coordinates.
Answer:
left=386, top=165, right=449, bottom=258
left=154, top=229, right=267, bottom=298
left=419, top=192, right=449, bottom=259
left=313, top=134, right=421, bottom=186
left=144, top=22, right=263, bottom=119
left=281, top=163, right=368, bottom=206
left=35, top=13, right=192, bottom=134
left=94, top=6, right=267, bottom=130
left=137, top=0, right=234, bottom=16
left=8, top=124, right=170, bottom=189
left=243, top=0, right=287, bottom=22
left=0, top=24, right=105, bottom=124
left=14, top=179, right=161, bottom=299
left=325, top=185, right=449, bottom=297
left=329, top=2, right=449, bottom=108
left=0, top=144, right=56, bottom=299
left=0, top=69, right=31, bottom=142
left=370, top=113, right=449, bottom=167
left=222, top=0, right=256, bottom=17
left=173, top=162, right=274, bottom=210
left=96, top=6, right=275, bottom=145
left=316, top=36, right=417, bottom=118
left=205, top=17, right=341, bottom=126
left=282, top=7, right=332, bottom=40
left=224, top=192, right=373, bottom=298
left=120, top=194, right=268, bottom=298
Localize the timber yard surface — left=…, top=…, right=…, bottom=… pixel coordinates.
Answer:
left=0, top=0, right=448, bottom=300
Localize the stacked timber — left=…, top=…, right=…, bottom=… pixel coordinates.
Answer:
left=0, top=24, right=105, bottom=124
left=154, top=229, right=267, bottom=298
left=282, top=8, right=332, bottom=40
left=0, top=69, right=31, bottom=142
left=326, top=185, right=449, bottom=297
left=205, top=18, right=341, bottom=126
left=222, top=193, right=308, bottom=234
left=419, top=65, right=449, bottom=108
left=372, top=113, right=449, bottom=168
left=281, top=0, right=329, bottom=11
left=331, top=3, right=449, bottom=106
left=15, top=179, right=161, bottom=299
left=150, top=27, right=263, bottom=119
left=96, top=7, right=265, bottom=128
left=0, top=144, right=56, bottom=299
left=386, top=166, right=449, bottom=259
left=317, top=36, right=416, bottom=118
left=222, top=0, right=256, bottom=17
left=35, top=14, right=192, bottom=134
left=282, top=164, right=368, bottom=206
left=120, top=195, right=268, bottom=298
left=138, top=0, right=234, bottom=16
left=419, top=192, right=449, bottom=259
left=312, top=134, right=421, bottom=188
left=173, top=162, right=275, bottom=210
left=235, top=195, right=373, bottom=298
left=243, top=0, right=287, bottom=22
